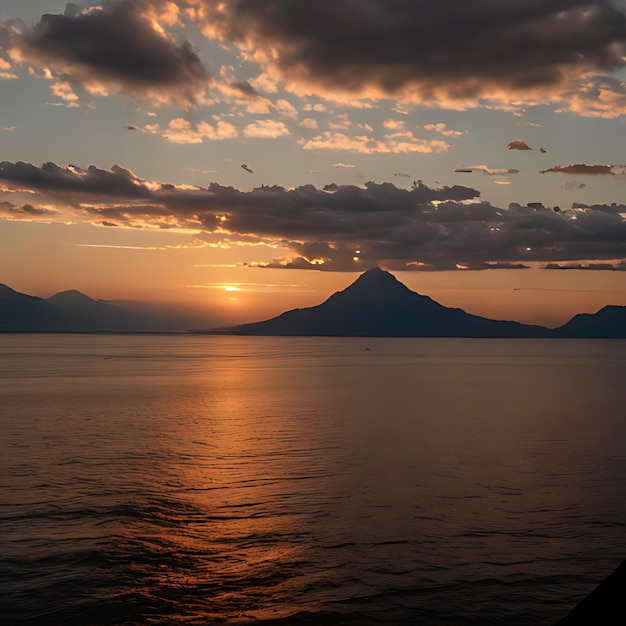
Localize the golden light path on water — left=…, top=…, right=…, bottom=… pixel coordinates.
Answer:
left=1, top=335, right=626, bottom=624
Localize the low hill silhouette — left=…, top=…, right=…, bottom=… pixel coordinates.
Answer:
left=553, top=305, right=626, bottom=338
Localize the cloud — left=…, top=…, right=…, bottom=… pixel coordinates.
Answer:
left=0, top=200, right=59, bottom=219
left=300, top=118, right=318, bottom=129
left=300, top=130, right=449, bottom=154
left=231, top=80, right=259, bottom=97
left=506, top=140, right=532, bottom=150
left=242, top=120, right=290, bottom=138
left=540, top=164, right=626, bottom=175
left=2, top=161, right=626, bottom=271
left=544, top=262, right=626, bottom=270
left=423, top=122, right=466, bottom=137
left=454, top=165, right=520, bottom=176
left=10, top=1, right=209, bottom=106
left=0, top=54, right=18, bottom=79
left=194, top=0, right=626, bottom=105
left=564, top=76, right=626, bottom=118
left=162, top=118, right=238, bottom=143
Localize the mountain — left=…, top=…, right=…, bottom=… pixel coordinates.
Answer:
left=553, top=305, right=626, bottom=338
left=3, top=272, right=625, bottom=336
left=0, top=285, right=206, bottom=332
left=0, top=284, right=62, bottom=330
left=44, top=289, right=144, bottom=331
left=231, top=267, right=551, bottom=338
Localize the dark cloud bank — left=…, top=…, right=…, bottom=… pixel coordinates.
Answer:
left=2, top=0, right=625, bottom=108
left=200, top=0, right=626, bottom=98
left=2, top=161, right=626, bottom=271
left=7, top=0, right=209, bottom=104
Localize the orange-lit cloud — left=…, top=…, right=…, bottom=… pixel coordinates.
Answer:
left=191, top=0, right=626, bottom=108
left=6, top=1, right=210, bottom=106
left=564, top=76, right=626, bottom=118
left=300, top=131, right=448, bottom=154
left=242, top=120, right=290, bottom=139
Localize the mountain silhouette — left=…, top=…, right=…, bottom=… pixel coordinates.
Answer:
left=553, top=305, right=626, bottom=338
left=233, top=267, right=551, bottom=337
left=0, top=284, right=62, bottom=330
left=46, top=289, right=108, bottom=311
left=3, top=270, right=626, bottom=336
left=0, top=285, right=181, bottom=332
left=44, top=289, right=144, bottom=331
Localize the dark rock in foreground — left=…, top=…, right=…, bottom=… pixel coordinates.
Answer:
left=556, top=560, right=626, bottom=625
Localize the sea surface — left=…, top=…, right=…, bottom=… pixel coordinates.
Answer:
left=1, top=335, right=625, bottom=625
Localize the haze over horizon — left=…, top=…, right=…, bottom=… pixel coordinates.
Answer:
left=1, top=1, right=626, bottom=328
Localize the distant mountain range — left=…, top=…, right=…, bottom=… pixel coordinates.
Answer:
left=0, top=284, right=204, bottom=332
left=2, top=269, right=626, bottom=337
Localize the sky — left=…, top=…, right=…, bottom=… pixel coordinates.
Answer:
left=1, top=0, right=626, bottom=328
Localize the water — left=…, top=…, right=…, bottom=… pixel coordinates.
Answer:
left=1, top=335, right=625, bottom=625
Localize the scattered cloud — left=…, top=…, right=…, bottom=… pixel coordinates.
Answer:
left=565, top=76, right=626, bottom=118
left=300, top=130, right=448, bottom=154
left=454, top=165, right=519, bottom=176
left=162, top=118, right=238, bottom=143
left=540, top=164, right=626, bottom=175
left=506, top=140, right=532, bottom=151
left=544, top=262, right=626, bottom=270
left=231, top=80, right=259, bottom=98
left=423, top=123, right=465, bottom=137
left=382, top=119, right=405, bottom=130
left=243, top=120, right=290, bottom=139
left=300, top=118, right=318, bottom=129
left=564, top=181, right=588, bottom=190
left=0, top=200, right=59, bottom=220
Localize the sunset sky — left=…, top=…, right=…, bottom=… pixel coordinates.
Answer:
left=1, top=0, right=626, bottom=328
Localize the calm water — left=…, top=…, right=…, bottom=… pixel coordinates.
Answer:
left=1, top=335, right=625, bottom=625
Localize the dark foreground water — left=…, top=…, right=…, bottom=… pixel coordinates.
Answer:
left=1, top=335, right=625, bottom=625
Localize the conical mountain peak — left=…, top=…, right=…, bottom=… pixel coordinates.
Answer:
left=339, top=267, right=414, bottom=297
left=354, top=267, right=398, bottom=284
left=232, top=268, right=551, bottom=337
